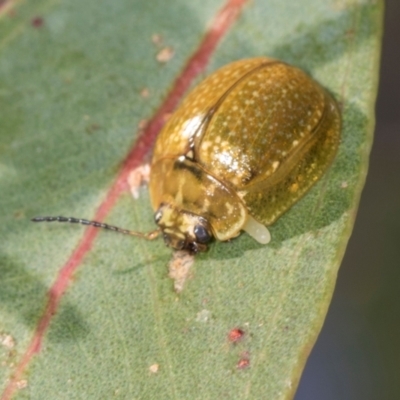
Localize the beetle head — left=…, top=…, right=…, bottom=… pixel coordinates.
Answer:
left=154, top=204, right=212, bottom=253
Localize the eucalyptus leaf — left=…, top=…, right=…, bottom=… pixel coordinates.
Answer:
left=0, top=0, right=383, bottom=399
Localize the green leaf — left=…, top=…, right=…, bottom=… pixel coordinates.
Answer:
left=0, top=0, right=383, bottom=399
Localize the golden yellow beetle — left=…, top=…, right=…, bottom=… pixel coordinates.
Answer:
left=33, top=58, right=341, bottom=253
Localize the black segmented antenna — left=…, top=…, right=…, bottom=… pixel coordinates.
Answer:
left=31, top=216, right=160, bottom=240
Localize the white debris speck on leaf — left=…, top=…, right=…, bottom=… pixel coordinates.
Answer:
left=151, top=34, right=163, bottom=46
left=15, top=380, right=28, bottom=390
left=149, top=363, right=159, bottom=374
left=196, top=309, right=211, bottom=323
left=140, top=88, right=150, bottom=98
left=1, top=334, right=15, bottom=349
left=156, top=47, right=174, bottom=63
left=127, top=164, right=151, bottom=199
left=168, top=250, right=194, bottom=292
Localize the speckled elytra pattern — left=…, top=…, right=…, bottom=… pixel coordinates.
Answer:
left=150, top=57, right=341, bottom=241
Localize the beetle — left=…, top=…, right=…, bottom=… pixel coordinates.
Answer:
left=33, top=57, right=341, bottom=253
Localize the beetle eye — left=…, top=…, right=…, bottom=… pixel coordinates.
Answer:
left=154, top=210, right=163, bottom=224
left=194, top=224, right=211, bottom=244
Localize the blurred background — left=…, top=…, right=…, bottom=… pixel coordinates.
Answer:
left=296, top=0, right=400, bottom=399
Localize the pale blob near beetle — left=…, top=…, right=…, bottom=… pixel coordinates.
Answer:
left=33, top=57, right=341, bottom=253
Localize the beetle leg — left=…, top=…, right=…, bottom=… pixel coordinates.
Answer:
left=242, top=215, right=271, bottom=244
